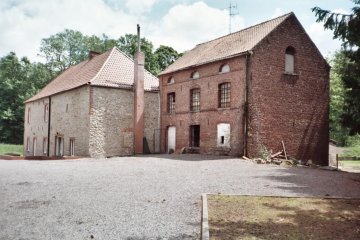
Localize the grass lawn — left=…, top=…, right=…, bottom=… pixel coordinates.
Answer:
left=208, top=195, right=360, bottom=240
left=0, top=143, right=23, bottom=155
left=341, top=160, right=360, bottom=168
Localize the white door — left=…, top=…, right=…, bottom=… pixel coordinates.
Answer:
left=167, top=126, right=176, bottom=153
left=33, top=138, right=37, bottom=156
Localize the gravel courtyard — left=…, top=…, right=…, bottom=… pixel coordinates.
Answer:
left=1, top=155, right=360, bottom=240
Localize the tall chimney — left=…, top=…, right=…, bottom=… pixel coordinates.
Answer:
left=133, top=24, right=145, bottom=154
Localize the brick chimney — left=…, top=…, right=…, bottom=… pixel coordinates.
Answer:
left=89, top=50, right=100, bottom=60
left=133, top=24, right=145, bottom=154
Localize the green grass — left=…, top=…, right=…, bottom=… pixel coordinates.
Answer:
left=341, top=160, right=360, bottom=168
left=0, top=143, right=23, bottom=155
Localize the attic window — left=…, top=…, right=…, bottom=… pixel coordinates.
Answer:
left=191, top=71, right=200, bottom=80
left=285, top=46, right=295, bottom=74
left=167, top=76, right=175, bottom=84
left=219, top=64, right=230, bottom=73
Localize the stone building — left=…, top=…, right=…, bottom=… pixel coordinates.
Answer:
left=159, top=13, right=329, bottom=165
left=24, top=47, right=160, bottom=158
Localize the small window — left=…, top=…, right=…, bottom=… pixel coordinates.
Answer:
left=190, top=88, right=200, bottom=112
left=27, top=108, right=31, bottom=123
left=167, top=76, right=174, bottom=84
left=26, top=137, right=30, bottom=152
left=70, top=138, right=75, bottom=156
left=167, top=92, right=176, bottom=113
left=44, top=104, right=49, bottom=122
left=285, top=46, right=295, bottom=73
left=218, top=83, right=231, bottom=108
left=66, top=104, right=69, bottom=113
left=191, top=71, right=200, bottom=79
left=43, top=138, right=47, bottom=155
left=189, top=125, right=200, bottom=147
left=219, top=64, right=230, bottom=73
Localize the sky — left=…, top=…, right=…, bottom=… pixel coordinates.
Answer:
left=0, top=0, right=354, bottom=62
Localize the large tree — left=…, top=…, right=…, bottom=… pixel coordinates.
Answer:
left=312, top=1, right=360, bottom=135
left=0, top=52, right=52, bottom=144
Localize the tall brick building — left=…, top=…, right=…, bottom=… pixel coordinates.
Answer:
left=24, top=47, right=160, bottom=157
left=159, top=12, right=329, bottom=165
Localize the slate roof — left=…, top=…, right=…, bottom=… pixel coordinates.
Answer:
left=25, top=47, right=159, bottom=103
left=160, top=12, right=293, bottom=75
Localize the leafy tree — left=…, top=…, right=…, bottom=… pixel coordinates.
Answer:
left=0, top=52, right=52, bottom=144
left=154, top=45, right=181, bottom=73
left=312, top=1, right=360, bottom=135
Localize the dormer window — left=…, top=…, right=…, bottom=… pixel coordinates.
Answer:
left=167, top=76, right=174, bottom=84
left=285, top=46, right=295, bottom=74
left=219, top=64, right=230, bottom=73
left=191, top=71, right=200, bottom=80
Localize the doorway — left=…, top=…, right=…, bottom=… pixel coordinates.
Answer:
left=167, top=126, right=176, bottom=153
left=33, top=138, right=37, bottom=156
left=189, top=125, right=200, bottom=147
left=55, top=135, right=64, bottom=156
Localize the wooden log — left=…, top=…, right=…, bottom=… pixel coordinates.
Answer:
left=271, top=151, right=283, bottom=158
left=281, top=140, right=288, bottom=161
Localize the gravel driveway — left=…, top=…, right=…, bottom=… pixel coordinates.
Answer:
left=1, top=154, right=360, bottom=240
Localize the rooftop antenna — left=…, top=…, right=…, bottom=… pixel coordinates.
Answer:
left=228, top=2, right=239, bottom=34
left=137, top=24, right=140, bottom=52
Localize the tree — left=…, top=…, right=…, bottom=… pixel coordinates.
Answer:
left=154, top=45, right=182, bottom=73
left=312, top=1, right=360, bottom=135
left=0, top=52, right=52, bottom=144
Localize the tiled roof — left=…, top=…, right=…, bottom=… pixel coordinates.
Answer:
left=160, top=12, right=293, bottom=75
left=25, top=47, right=159, bottom=103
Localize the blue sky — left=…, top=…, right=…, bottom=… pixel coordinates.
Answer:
left=0, top=0, right=354, bottom=62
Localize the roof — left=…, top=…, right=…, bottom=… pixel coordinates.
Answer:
left=160, top=12, right=294, bottom=75
left=26, top=47, right=159, bottom=103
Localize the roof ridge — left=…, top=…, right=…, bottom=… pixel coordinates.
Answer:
left=196, top=12, right=293, bottom=47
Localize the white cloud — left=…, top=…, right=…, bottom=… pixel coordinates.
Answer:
left=0, top=0, right=138, bottom=61
left=149, top=1, right=244, bottom=52
left=125, top=0, right=158, bottom=15
left=271, top=8, right=283, bottom=18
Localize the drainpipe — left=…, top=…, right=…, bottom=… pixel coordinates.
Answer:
left=243, top=51, right=253, bottom=156
left=47, top=96, right=51, bottom=157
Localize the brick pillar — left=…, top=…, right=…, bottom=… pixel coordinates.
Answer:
left=134, top=51, right=145, bottom=154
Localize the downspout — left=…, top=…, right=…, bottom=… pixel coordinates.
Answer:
left=47, top=96, right=51, bottom=157
left=243, top=51, right=252, bottom=156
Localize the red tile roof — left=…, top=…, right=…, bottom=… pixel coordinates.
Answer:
left=160, top=12, right=293, bottom=75
left=25, top=47, right=159, bottom=103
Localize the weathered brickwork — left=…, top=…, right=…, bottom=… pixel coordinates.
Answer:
left=49, top=86, right=90, bottom=156
left=144, top=92, right=160, bottom=153
left=160, top=57, right=246, bottom=156
left=247, top=15, right=329, bottom=164
left=23, top=99, right=49, bottom=156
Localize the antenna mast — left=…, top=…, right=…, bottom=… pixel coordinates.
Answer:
left=228, top=2, right=239, bottom=34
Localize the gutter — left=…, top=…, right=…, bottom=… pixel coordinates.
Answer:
left=243, top=51, right=253, bottom=156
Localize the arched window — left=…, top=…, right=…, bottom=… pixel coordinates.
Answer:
left=167, top=76, right=174, bottom=84
left=285, top=46, right=295, bottom=73
left=219, top=64, right=230, bottom=73
left=191, top=71, right=200, bottom=79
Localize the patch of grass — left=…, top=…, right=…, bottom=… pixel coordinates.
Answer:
left=208, top=195, right=360, bottom=240
left=343, top=145, right=360, bottom=157
left=0, top=143, right=23, bottom=155
left=341, top=160, right=360, bottom=168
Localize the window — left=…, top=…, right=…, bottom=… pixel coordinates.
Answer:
left=26, top=138, right=30, bottom=152
left=285, top=46, right=295, bottom=73
left=27, top=108, right=31, bottom=123
left=189, top=125, right=200, bottom=147
left=218, top=83, right=231, bottom=108
left=190, top=88, right=200, bottom=112
left=167, top=92, right=176, bottom=113
left=44, top=104, right=49, bottom=122
left=191, top=71, right=200, bottom=79
left=219, top=64, right=230, bottom=73
left=43, top=138, right=47, bottom=155
left=167, top=76, right=174, bottom=84
left=217, top=123, right=230, bottom=147
left=70, top=138, right=75, bottom=156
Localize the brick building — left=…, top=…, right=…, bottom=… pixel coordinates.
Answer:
left=159, top=13, right=329, bottom=165
left=24, top=47, right=160, bottom=157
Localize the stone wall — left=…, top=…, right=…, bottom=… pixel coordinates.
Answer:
left=89, top=86, right=159, bottom=157
left=23, top=98, right=50, bottom=156
left=247, top=15, right=329, bottom=165
left=144, top=91, right=160, bottom=153
left=49, top=86, right=90, bottom=156
left=159, top=57, right=246, bottom=156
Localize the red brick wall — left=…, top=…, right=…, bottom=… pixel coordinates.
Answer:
left=160, top=57, right=246, bottom=156
left=247, top=15, right=329, bottom=165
